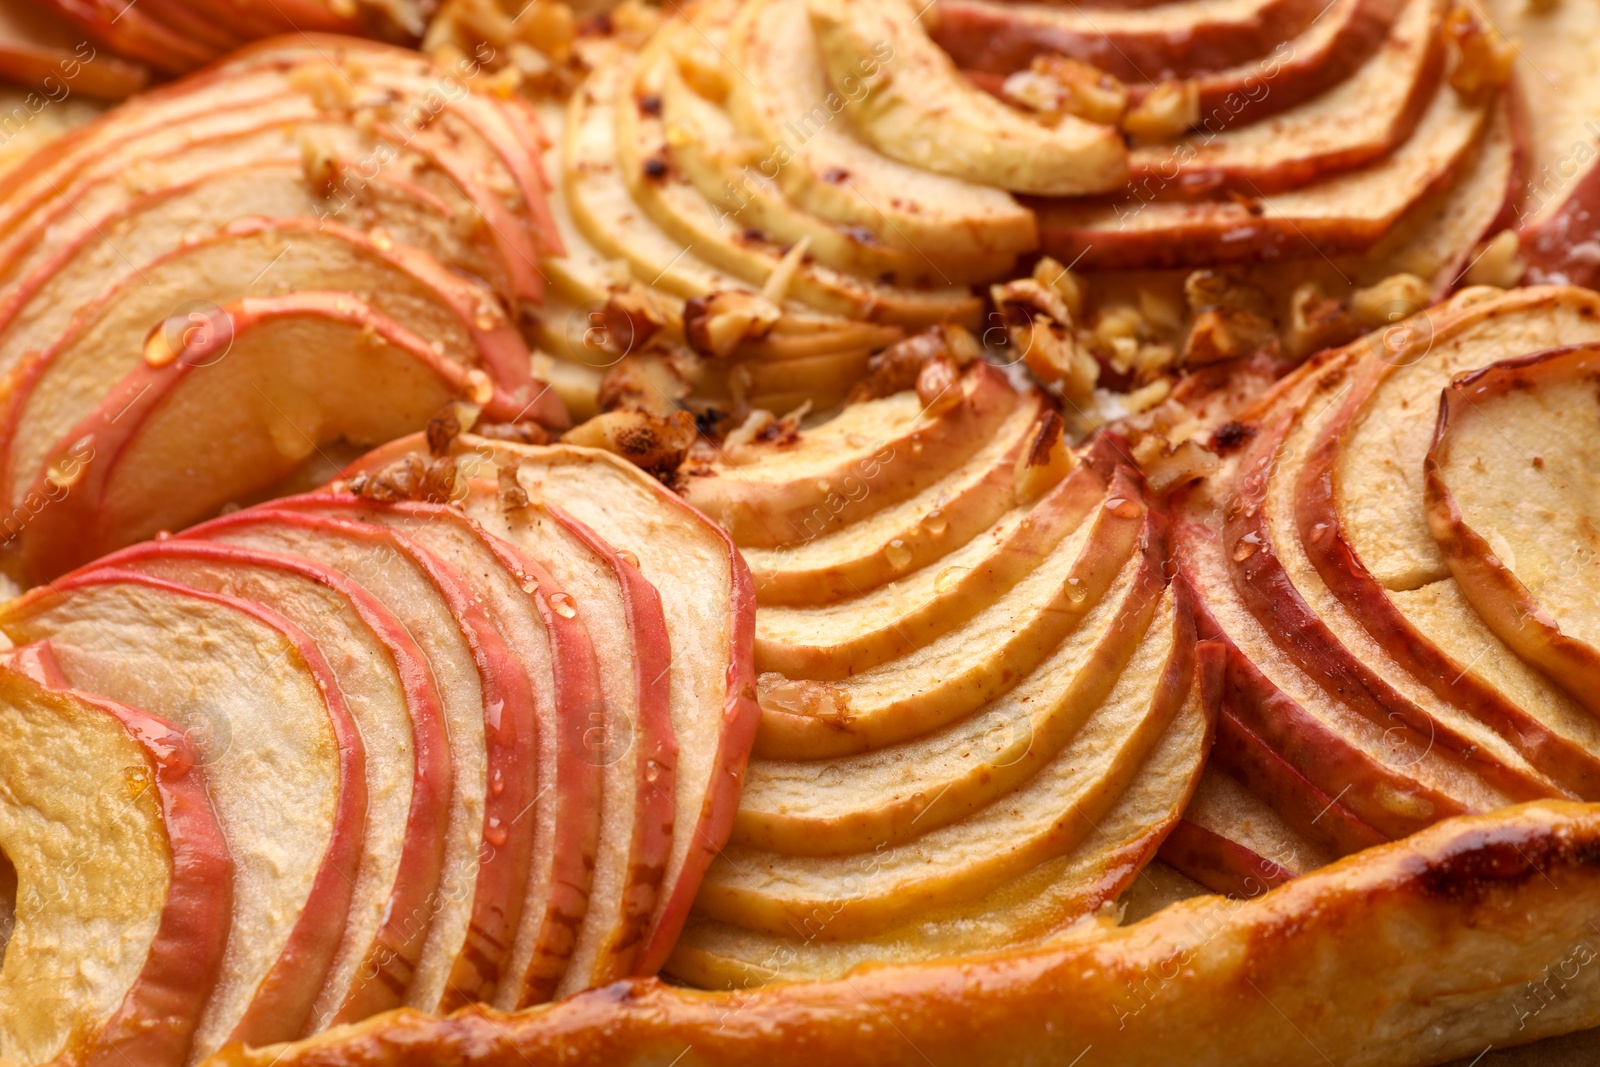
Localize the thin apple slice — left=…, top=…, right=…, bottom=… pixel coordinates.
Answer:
left=268, top=492, right=604, bottom=1008
left=613, top=39, right=983, bottom=327
left=0, top=573, right=364, bottom=1055
left=1157, top=767, right=1334, bottom=896
left=0, top=0, right=149, bottom=98
left=90, top=538, right=451, bottom=1027
left=754, top=437, right=1129, bottom=680
left=1426, top=343, right=1600, bottom=717
left=1, top=216, right=553, bottom=520
left=13, top=292, right=542, bottom=581
left=181, top=508, right=533, bottom=1015
left=808, top=0, right=1128, bottom=196
left=736, top=501, right=1164, bottom=855
left=722, top=0, right=1038, bottom=267
left=681, top=361, right=1019, bottom=549
left=695, top=584, right=1192, bottom=939
left=1300, top=286, right=1600, bottom=801
left=667, top=643, right=1212, bottom=985
left=1034, top=77, right=1486, bottom=269
left=43, top=0, right=217, bottom=73
left=448, top=479, right=678, bottom=1001
left=0, top=643, right=230, bottom=1067
left=743, top=391, right=1046, bottom=606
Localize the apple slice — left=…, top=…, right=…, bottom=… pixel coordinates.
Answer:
left=0, top=643, right=230, bottom=1067
left=612, top=39, right=983, bottom=327
left=267, top=492, right=605, bottom=1008
left=1426, top=343, right=1600, bottom=717
left=42, top=0, right=217, bottom=73
left=448, top=478, right=678, bottom=1001
left=1156, top=767, right=1334, bottom=897
left=179, top=507, right=538, bottom=1014
left=743, top=391, right=1047, bottom=606
left=754, top=438, right=1129, bottom=680
left=13, top=291, right=547, bottom=581
left=1298, top=286, right=1600, bottom=802
left=722, top=0, right=1038, bottom=267
left=736, top=500, right=1164, bottom=855
left=695, top=584, right=1193, bottom=939
left=667, top=643, right=1211, bottom=986
left=681, top=361, right=1019, bottom=549
left=0, top=572, right=364, bottom=1055
left=808, top=0, right=1128, bottom=196
left=88, top=538, right=451, bottom=1027
left=0, top=0, right=149, bottom=98
left=1034, top=77, right=1487, bottom=269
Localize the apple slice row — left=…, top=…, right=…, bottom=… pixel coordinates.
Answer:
left=0, top=0, right=150, bottom=99
left=0, top=37, right=571, bottom=582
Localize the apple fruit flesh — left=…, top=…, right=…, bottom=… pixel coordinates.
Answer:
left=0, top=573, right=364, bottom=1056
left=0, top=643, right=230, bottom=1067
left=1425, top=342, right=1600, bottom=718
left=1157, top=767, right=1334, bottom=897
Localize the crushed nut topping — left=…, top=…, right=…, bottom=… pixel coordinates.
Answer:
left=1121, top=81, right=1200, bottom=143
left=1183, top=306, right=1281, bottom=366
left=597, top=282, right=672, bottom=357
left=1464, top=230, right=1526, bottom=289
left=347, top=453, right=458, bottom=504
left=563, top=408, right=697, bottom=482
left=683, top=290, right=782, bottom=359
left=1445, top=2, right=1516, bottom=100
left=1351, top=272, right=1431, bottom=327
left=1286, top=282, right=1361, bottom=358
left=1003, top=56, right=1129, bottom=126
left=1013, top=411, right=1076, bottom=505
left=991, top=277, right=1098, bottom=398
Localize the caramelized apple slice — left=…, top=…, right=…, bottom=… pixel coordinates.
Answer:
left=89, top=538, right=451, bottom=1026
left=0, top=643, right=229, bottom=1066
left=0, top=0, right=149, bottom=98
left=181, top=508, right=535, bottom=1014
left=1157, top=767, right=1333, bottom=896
left=268, top=493, right=604, bottom=1008
left=0, top=573, right=364, bottom=1055
left=1426, top=343, right=1600, bottom=716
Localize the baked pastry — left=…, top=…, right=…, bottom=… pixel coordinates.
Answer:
left=1, top=0, right=1599, bottom=1065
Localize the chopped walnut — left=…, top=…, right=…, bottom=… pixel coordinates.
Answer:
left=562, top=408, right=697, bottom=481
left=916, top=356, right=964, bottom=415
left=475, top=420, right=554, bottom=445
left=1030, top=256, right=1086, bottom=320
left=1183, top=307, right=1280, bottom=366
left=1351, top=272, right=1431, bottom=327
left=1183, top=270, right=1272, bottom=316
left=1285, top=282, right=1361, bottom=358
left=1445, top=3, right=1516, bottom=100
left=848, top=329, right=955, bottom=402
left=1132, top=433, right=1219, bottom=493
left=991, top=278, right=1098, bottom=398
left=1123, top=377, right=1172, bottom=415
left=426, top=400, right=482, bottom=456
left=1013, top=411, right=1076, bottom=505
left=598, top=353, right=693, bottom=416
left=1122, top=81, right=1200, bottom=143
left=299, top=133, right=341, bottom=196
left=347, top=453, right=458, bottom=504
left=1464, top=229, right=1526, bottom=289
left=683, top=290, right=782, bottom=359
left=1003, top=56, right=1129, bottom=126
left=597, top=282, right=671, bottom=357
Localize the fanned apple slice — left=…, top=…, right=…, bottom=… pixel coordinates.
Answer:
left=14, top=292, right=540, bottom=581
left=0, top=0, right=149, bottom=98
left=723, top=0, right=1038, bottom=265
left=181, top=508, right=536, bottom=1013
left=614, top=40, right=983, bottom=327
left=668, top=644, right=1211, bottom=985
left=0, top=573, right=364, bottom=1056
left=744, top=392, right=1046, bottom=606
left=737, top=508, right=1164, bottom=855
left=2, top=216, right=550, bottom=516
left=1035, top=78, right=1486, bottom=269
left=755, top=443, right=1130, bottom=679
left=681, top=361, right=1019, bottom=549
left=0, top=643, right=230, bottom=1067
left=696, top=585, right=1192, bottom=939
left=93, top=538, right=451, bottom=1026
left=449, top=479, right=678, bottom=1001
left=808, top=0, right=1127, bottom=196
left=1157, top=767, right=1333, bottom=896
left=269, top=493, right=604, bottom=1008
left=1426, top=343, right=1600, bottom=717
left=1299, top=287, right=1600, bottom=801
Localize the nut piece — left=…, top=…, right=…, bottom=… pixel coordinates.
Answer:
left=1463, top=229, right=1526, bottom=289
left=916, top=356, right=963, bottom=415
left=1351, top=272, right=1431, bottom=326
left=1122, top=81, right=1200, bottom=143
left=1183, top=269, right=1272, bottom=316
left=347, top=453, right=458, bottom=504
left=1030, top=256, right=1086, bottom=320
left=1003, top=56, right=1129, bottom=126
left=1445, top=2, right=1516, bottom=100
left=1132, top=433, right=1219, bottom=493
left=991, top=278, right=1099, bottom=398
left=683, top=290, right=782, bottom=359
left=1182, top=307, right=1280, bottom=366
left=1013, top=411, right=1076, bottom=505
left=848, top=328, right=954, bottom=403
left=1285, top=282, right=1360, bottom=358
left=562, top=408, right=697, bottom=481
left=426, top=400, right=482, bottom=456
left=597, top=282, right=672, bottom=357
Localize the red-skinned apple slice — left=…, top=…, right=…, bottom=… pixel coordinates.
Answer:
left=0, top=0, right=149, bottom=99
left=85, top=538, right=452, bottom=1027
left=1156, top=766, right=1335, bottom=897
left=1425, top=342, right=1600, bottom=717
left=179, top=507, right=537, bottom=1014
left=0, top=642, right=230, bottom=1067
left=43, top=0, right=217, bottom=73
left=267, top=492, right=604, bottom=1008
left=0, top=572, right=365, bottom=1056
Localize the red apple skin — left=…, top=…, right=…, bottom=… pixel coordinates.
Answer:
left=85, top=536, right=455, bottom=1025
left=179, top=507, right=541, bottom=1011
left=1157, top=819, right=1299, bottom=898
left=28, top=568, right=367, bottom=1045
left=0, top=642, right=233, bottom=1067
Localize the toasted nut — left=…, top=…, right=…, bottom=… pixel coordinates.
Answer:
left=1003, top=56, right=1129, bottom=126
left=1445, top=2, right=1516, bottom=100
left=1183, top=269, right=1271, bottom=315
left=1013, top=411, right=1075, bottom=504
left=671, top=34, right=731, bottom=101
left=598, top=353, right=692, bottom=416
left=1464, top=229, right=1526, bottom=289
left=849, top=328, right=954, bottom=402
left=598, top=282, right=671, bottom=356
left=1132, top=434, right=1219, bottom=493
left=1133, top=343, right=1178, bottom=381
left=916, top=356, right=963, bottom=415
left=562, top=408, right=696, bottom=481
left=1285, top=282, right=1361, bottom=357
left=299, top=133, right=341, bottom=196
left=1031, top=256, right=1086, bottom=320
left=1351, top=272, right=1431, bottom=326
left=1138, top=288, right=1186, bottom=336
left=1183, top=307, right=1280, bottom=366
left=942, top=323, right=982, bottom=365
left=426, top=400, right=482, bottom=456
left=991, top=279, right=1098, bottom=397
left=347, top=454, right=457, bottom=505
left=1123, top=377, right=1172, bottom=414
left=683, top=290, right=782, bottom=359
left=512, top=0, right=575, bottom=57
left=475, top=420, right=553, bottom=445
left=992, top=276, right=1073, bottom=329
left=1122, top=81, right=1200, bottom=143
